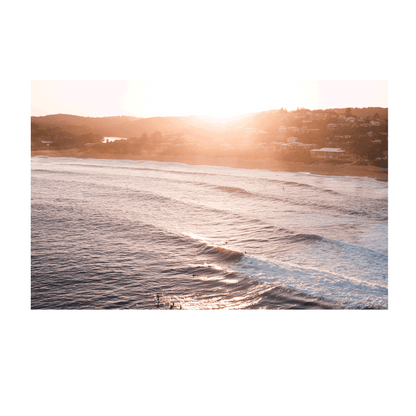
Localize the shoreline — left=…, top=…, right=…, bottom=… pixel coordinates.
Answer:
left=31, top=149, right=388, bottom=181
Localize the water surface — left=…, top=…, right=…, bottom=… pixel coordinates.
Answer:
left=31, top=156, right=388, bottom=309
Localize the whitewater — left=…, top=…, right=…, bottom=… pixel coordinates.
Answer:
left=31, top=156, right=388, bottom=309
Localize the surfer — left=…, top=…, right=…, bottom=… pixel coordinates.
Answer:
left=170, top=302, right=175, bottom=309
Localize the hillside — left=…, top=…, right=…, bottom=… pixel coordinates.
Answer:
left=327, top=107, right=388, bottom=120
left=32, top=107, right=387, bottom=139
left=32, top=107, right=388, bottom=171
left=31, top=114, right=196, bottom=138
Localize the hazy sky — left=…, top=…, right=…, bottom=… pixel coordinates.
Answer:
left=31, top=80, right=388, bottom=119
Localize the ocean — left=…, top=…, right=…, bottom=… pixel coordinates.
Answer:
left=31, top=156, right=388, bottom=309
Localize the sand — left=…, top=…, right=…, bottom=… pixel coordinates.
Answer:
left=31, top=149, right=388, bottom=181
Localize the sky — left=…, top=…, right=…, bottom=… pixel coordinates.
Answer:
left=31, top=80, right=388, bottom=119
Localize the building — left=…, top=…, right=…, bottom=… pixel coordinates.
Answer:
left=310, top=148, right=347, bottom=160
left=292, top=142, right=314, bottom=148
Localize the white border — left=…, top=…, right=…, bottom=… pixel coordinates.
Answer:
left=402, top=67, right=406, bottom=324
left=14, top=65, right=404, bottom=326
left=13, top=67, right=16, bottom=325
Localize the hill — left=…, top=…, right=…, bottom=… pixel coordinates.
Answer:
left=32, top=106, right=388, bottom=140
left=327, top=107, right=388, bottom=120
left=31, top=114, right=198, bottom=138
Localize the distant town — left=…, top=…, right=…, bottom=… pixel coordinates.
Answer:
left=31, top=107, right=388, bottom=169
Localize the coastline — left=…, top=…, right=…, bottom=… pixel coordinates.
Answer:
left=31, top=149, right=388, bottom=181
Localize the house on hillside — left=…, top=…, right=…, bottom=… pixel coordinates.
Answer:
left=327, top=123, right=339, bottom=132
left=292, top=142, right=314, bottom=148
left=310, top=148, right=347, bottom=160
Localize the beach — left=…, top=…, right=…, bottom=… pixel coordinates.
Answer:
left=31, top=149, right=388, bottom=181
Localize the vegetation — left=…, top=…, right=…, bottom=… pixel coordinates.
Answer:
left=31, top=107, right=388, bottom=168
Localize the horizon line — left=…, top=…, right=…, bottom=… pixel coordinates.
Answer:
left=31, top=106, right=389, bottom=120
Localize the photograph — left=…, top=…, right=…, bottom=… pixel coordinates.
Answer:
left=31, top=80, right=388, bottom=309
left=4, top=2, right=416, bottom=415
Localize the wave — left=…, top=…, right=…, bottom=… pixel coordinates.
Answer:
left=283, top=232, right=323, bottom=244
left=33, top=166, right=388, bottom=254
left=234, top=253, right=387, bottom=309
left=55, top=160, right=222, bottom=177
left=32, top=168, right=86, bottom=177
left=282, top=180, right=314, bottom=189
left=174, top=227, right=387, bottom=308
left=44, top=171, right=386, bottom=258
left=38, top=159, right=386, bottom=220
left=199, top=244, right=245, bottom=264
left=211, top=185, right=254, bottom=198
